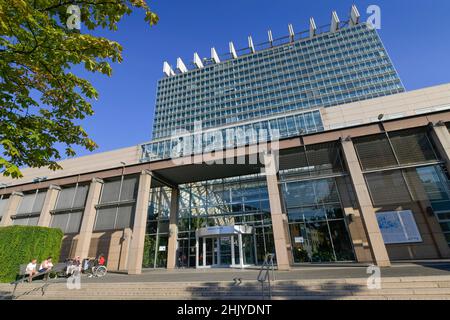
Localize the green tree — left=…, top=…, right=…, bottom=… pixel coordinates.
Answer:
left=0, top=1, right=158, bottom=178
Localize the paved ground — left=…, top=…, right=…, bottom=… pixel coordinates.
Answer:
left=33, top=261, right=450, bottom=284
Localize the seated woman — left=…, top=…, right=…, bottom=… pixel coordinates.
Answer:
left=39, top=256, right=54, bottom=273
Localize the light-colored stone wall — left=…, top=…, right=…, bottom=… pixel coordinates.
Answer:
left=321, top=83, right=450, bottom=130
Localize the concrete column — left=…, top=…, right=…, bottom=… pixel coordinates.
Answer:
left=431, top=123, right=450, bottom=172
left=264, top=153, right=291, bottom=271
left=127, top=170, right=152, bottom=275
left=38, top=185, right=61, bottom=227
left=0, top=192, right=23, bottom=226
left=341, top=139, right=391, bottom=267
left=167, top=188, right=179, bottom=269
left=74, top=178, right=103, bottom=259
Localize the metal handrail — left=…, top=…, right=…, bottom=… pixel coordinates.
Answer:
left=257, top=253, right=275, bottom=299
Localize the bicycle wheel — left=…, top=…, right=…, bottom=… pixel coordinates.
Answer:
left=95, top=266, right=107, bottom=278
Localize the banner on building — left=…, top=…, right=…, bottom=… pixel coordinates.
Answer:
left=376, top=210, right=422, bottom=244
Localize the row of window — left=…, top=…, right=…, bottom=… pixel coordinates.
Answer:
left=153, top=24, right=402, bottom=139
left=158, top=24, right=378, bottom=89
left=142, top=110, right=323, bottom=161
left=154, top=73, right=401, bottom=136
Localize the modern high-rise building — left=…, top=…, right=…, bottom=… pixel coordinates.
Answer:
left=144, top=8, right=403, bottom=161
left=1, top=7, right=450, bottom=274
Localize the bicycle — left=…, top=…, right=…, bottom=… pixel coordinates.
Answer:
left=84, top=258, right=108, bottom=278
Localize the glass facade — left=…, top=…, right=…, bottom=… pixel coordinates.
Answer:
left=153, top=23, right=403, bottom=139
left=354, top=127, right=450, bottom=247
left=143, top=175, right=275, bottom=268
left=142, top=109, right=323, bottom=161
left=282, top=178, right=355, bottom=262
left=279, top=141, right=356, bottom=263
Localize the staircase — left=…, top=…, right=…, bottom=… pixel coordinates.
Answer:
left=2, top=275, right=450, bottom=300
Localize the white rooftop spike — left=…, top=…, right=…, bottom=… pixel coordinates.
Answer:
left=288, top=24, right=295, bottom=42
left=163, top=61, right=175, bottom=77
left=309, top=17, right=317, bottom=38
left=176, top=57, right=188, bottom=73
left=350, top=4, right=360, bottom=26
left=248, top=36, right=255, bottom=53
left=193, top=52, right=204, bottom=69
left=331, top=11, right=340, bottom=33
left=211, top=47, right=220, bottom=63
left=229, top=42, right=237, bottom=59
left=268, top=30, right=273, bottom=47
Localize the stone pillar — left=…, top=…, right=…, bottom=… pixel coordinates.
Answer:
left=431, top=123, right=450, bottom=172
left=167, top=188, right=179, bottom=270
left=0, top=192, right=23, bottom=226
left=264, top=153, right=291, bottom=271
left=341, top=139, right=391, bottom=267
left=74, top=178, right=103, bottom=259
left=127, top=170, right=152, bottom=275
left=38, top=185, right=61, bottom=227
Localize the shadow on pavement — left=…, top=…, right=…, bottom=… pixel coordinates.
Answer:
left=186, top=280, right=364, bottom=300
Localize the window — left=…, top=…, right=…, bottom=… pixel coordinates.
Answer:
left=50, top=184, right=89, bottom=234
left=388, top=128, right=437, bottom=165
left=94, top=175, right=139, bottom=231
left=353, top=133, right=397, bottom=170
left=365, top=171, right=412, bottom=206
left=13, top=190, right=46, bottom=226
left=354, top=128, right=438, bottom=171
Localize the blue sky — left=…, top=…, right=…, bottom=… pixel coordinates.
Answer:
left=72, top=0, right=450, bottom=157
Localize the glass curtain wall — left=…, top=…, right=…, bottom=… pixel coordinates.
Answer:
left=176, top=174, right=274, bottom=268
left=12, top=190, right=46, bottom=226
left=279, top=141, right=356, bottom=263
left=354, top=127, right=450, bottom=248
left=143, top=186, right=171, bottom=268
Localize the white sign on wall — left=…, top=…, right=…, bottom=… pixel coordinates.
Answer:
left=376, top=210, right=422, bottom=244
left=159, top=246, right=166, bottom=252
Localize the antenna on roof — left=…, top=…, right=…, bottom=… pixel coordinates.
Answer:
left=193, top=52, right=204, bottom=69
left=211, top=47, right=220, bottom=63
left=176, top=57, right=188, bottom=73
left=288, top=24, right=295, bottom=42
left=309, top=17, right=317, bottom=38
left=248, top=36, right=255, bottom=53
left=350, top=5, right=360, bottom=26
left=163, top=61, right=175, bottom=77
left=331, top=11, right=340, bottom=33
left=268, top=30, right=274, bottom=47
left=229, top=42, right=237, bottom=59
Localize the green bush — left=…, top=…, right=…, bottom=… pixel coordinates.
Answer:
left=0, top=225, right=63, bottom=283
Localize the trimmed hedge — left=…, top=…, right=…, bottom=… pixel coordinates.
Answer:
left=0, top=225, right=63, bottom=283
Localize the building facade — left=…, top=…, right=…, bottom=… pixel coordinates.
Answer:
left=1, top=8, right=450, bottom=274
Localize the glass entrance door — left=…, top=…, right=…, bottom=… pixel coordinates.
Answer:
left=219, top=237, right=232, bottom=265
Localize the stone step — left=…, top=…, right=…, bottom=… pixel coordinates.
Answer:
left=3, top=276, right=450, bottom=300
